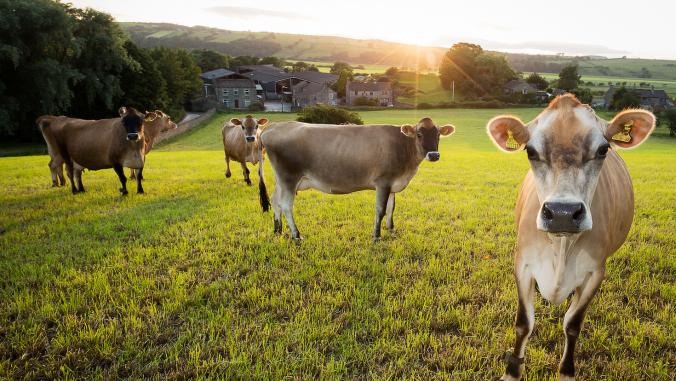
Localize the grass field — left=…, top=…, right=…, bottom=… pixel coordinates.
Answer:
left=536, top=73, right=676, bottom=97
left=0, top=109, right=674, bottom=380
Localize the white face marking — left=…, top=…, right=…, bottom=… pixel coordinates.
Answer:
left=526, top=107, right=609, bottom=234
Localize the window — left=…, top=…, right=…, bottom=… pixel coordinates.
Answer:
left=233, top=89, right=239, bottom=96
left=222, top=89, right=228, bottom=96
left=244, top=89, right=250, bottom=95
left=244, top=100, right=251, bottom=106
left=370, top=91, right=374, bottom=96
left=222, top=99, right=229, bottom=106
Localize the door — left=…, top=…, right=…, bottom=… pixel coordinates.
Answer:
left=234, top=99, right=240, bottom=108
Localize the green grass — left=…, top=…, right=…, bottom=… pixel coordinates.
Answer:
left=1, top=109, right=674, bottom=379
left=536, top=73, right=676, bottom=97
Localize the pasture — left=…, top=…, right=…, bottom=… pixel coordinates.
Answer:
left=0, top=109, right=674, bottom=380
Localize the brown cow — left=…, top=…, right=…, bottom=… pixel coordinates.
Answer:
left=487, top=94, right=655, bottom=381
left=222, top=115, right=268, bottom=185
left=129, top=110, right=177, bottom=180
left=258, top=118, right=455, bottom=241
left=37, top=107, right=147, bottom=195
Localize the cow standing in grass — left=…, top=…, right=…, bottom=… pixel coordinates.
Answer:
left=487, top=94, right=655, bottom=380
left=258, top=117, right=455, bottom=241
left=129, top=110, right=177, bottom=180
left=37, top=107, right=147, bottom=195
left=222, top=115, right=268, bottom=185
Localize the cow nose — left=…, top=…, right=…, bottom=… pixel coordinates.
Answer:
left=127, top=133, right=139, bottom=141
left=426, top=151, right=440, bottom=162
left=245, top=136, right=255, bottom=143
left=541, top=202, right=586, bottom=233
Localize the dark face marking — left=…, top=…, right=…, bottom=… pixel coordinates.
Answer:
left=418, top=126, right=441, bottom=153
left=122, top=108, right=143, bottom=141
left=242, top=117, right=258, bottom=142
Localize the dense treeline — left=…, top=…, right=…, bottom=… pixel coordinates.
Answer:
left=0, top=0, right=201, bottom=141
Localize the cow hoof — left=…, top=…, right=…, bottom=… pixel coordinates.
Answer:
left=137, top=190, right=144, bottom=194
left=245, top=180, right=252, bottom=186
left=120, top=189, right=128, bottom=196
left=225, top=172, right=231, bottom=178
left=372, top=236, right=382, bottom=242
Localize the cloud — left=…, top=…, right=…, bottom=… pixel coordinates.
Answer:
left=206, top=6, right=312, bottom=21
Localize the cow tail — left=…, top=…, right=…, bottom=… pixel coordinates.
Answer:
left=258, top=139, right=270, bottom=213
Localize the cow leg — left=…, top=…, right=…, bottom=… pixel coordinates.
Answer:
left=129, top=168, right=136, bottom=180
left=225, top=155, right=231, bottom=178
left=49, top=159, right=59, bottom=187
left=57, top=163, right=66, bottom=186
left=135, top=167, right=144, bottom=194
left=278, top=181, right=301, bottom=239
left=113, top=164, right=128, bottom=195
left=372, top=185, right=391, bottom=241
left=65, top=161, right=77, bottom=194
left=241, top=162, right=251, bottom=186
left=74, top=163, right=85, bottom=193
left=385, top=192, right=396, bottom=230
left=501, top=267, right=536, bottom=381
left=558, top=269, right=604, bottom=380
left=272, top=185, right=283, bottom=234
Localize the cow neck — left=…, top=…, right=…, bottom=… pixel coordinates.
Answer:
left=549, top=234, right=581, bottom=290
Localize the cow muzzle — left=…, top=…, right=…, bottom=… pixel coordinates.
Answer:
left=538, top=201, right=590, bottom=234
left=127, top=132, right=140, bottom=141
left=245, top=136, right=255, bottom=143
left=426, top=151, right=440, bottom=162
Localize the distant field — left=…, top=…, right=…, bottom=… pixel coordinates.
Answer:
left=536, top=73, right=676, bottom=97
left=1, top=109, right=673, bottom=379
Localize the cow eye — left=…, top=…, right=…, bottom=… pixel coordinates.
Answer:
left=525, top=145, right=539, bottom=161
left=596, top=143, right=610, bottom=158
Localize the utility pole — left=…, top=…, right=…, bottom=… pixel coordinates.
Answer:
left=452, top=81, right=455, bottom=102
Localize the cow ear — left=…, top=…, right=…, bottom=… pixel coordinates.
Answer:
left=257, top=118, right=268, bottom=126
left=400, top=124, right=416, bottom=138
left=439, top=124, right=455, bottom=137
left=487, top=115, right=529, bottom=152
left=605, top=109, right=655, bottom=149
left=230, top=118, right=242, bottom=126
left=118, top=107, right=127, bottom=116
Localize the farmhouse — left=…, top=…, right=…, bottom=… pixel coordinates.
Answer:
left=213, top=78, right=257, bottom=110
left=292, top=82, right=338, bottom=108
left=345, top=81, right=393, bottom=106
left=237, top=65, right=337, bottom=101
left=603, top=85, right=674, bottom=109
left=503, top=79, right=537, bottom=95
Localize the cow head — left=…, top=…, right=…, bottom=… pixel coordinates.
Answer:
left=400, top=117, right=455, bottom=161
left=144, top=110, right=178, bottom=134
left=230, top=115, right=268, bottom=144
left=487, top=94, right=655, bottom=235
left=118, top=107, right=145, bottom=142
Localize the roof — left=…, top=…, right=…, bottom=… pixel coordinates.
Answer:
left=346, top=81, right=392, bottom=91
left=213, top=78, right=256, bottom=88
left=292, top=81, right=334, bottom=96
left=504, top=79, right=536, bottom=91
left=200, top=68, right=235, bottom=80
left=238, top=65, right=337, bottom=85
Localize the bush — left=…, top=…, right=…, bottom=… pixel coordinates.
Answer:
left=248, top=102, right=265, bottom=111
left=353, top=97, right=379, bottom=106
left=296, top=104, right=363, bottom=125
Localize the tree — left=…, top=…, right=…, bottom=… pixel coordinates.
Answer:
left=0, top=0, right=79, bottom=139
left=658, top=108, right=676, bottom=136
left=259, top=56, right=285, bottom=68
left=385, top=67, right=399, bottom=77
left=474, top=53, right=516, bottom=94
left=438, top=43, right=483, bottom=93
left=296, top=104, right=363, bottom=124
left=331, top=69, right=353, bottom=99
left=571, top=88, right=593, bottom=104
left=191, top=49, right=229, bottom=72
left=526, top=72, right=549, bottom=90
left=610, top=87, right=641, bottom=110
left=558, top=64, right=581, bottom=91
left=65, top=6, right=136, bottom=119
left=118, top=41, right=169, bottom=113
left=229, top=55, right=260, bottom=68
left=291, top=61, right=309, bottom=72
left=330, top=62, right=352, bottom=75
left=150, top=47, right=202, bottom=119
left=307, top=65, right=319, bottom=72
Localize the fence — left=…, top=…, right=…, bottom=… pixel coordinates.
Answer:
left=154, top=108, right=216, bottom=145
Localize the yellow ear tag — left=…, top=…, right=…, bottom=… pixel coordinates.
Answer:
left=612, top=121, right=633, bottom=143
left=505, top=129, right=519, bottom=150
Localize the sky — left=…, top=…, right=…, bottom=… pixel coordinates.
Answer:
left=70, top=0, right=676, bottom=59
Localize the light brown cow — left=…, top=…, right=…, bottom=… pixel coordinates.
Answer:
left=487, top=94, right=655, bottom=381
left=37, top=107, right=147, bottom=195
left=258, top=118, right=455, bottom=240
left=222, top=115, right=268, bottom=185
left=129, top=110, right=177, bottom=180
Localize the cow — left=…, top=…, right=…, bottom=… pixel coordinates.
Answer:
left=37, top=107, right=148, bottom=195
left=129, top=110, right=177, bottom=180
left=258, top=118, right=455, bottom=241
left=222, top=115, right=268, bottom=185
left=486, top=94, right=655, bottom=381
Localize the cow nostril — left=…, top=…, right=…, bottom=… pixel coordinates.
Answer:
left=572, top=204, right=585, bottom=221
left=542, top=204, right=554, bottom=220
